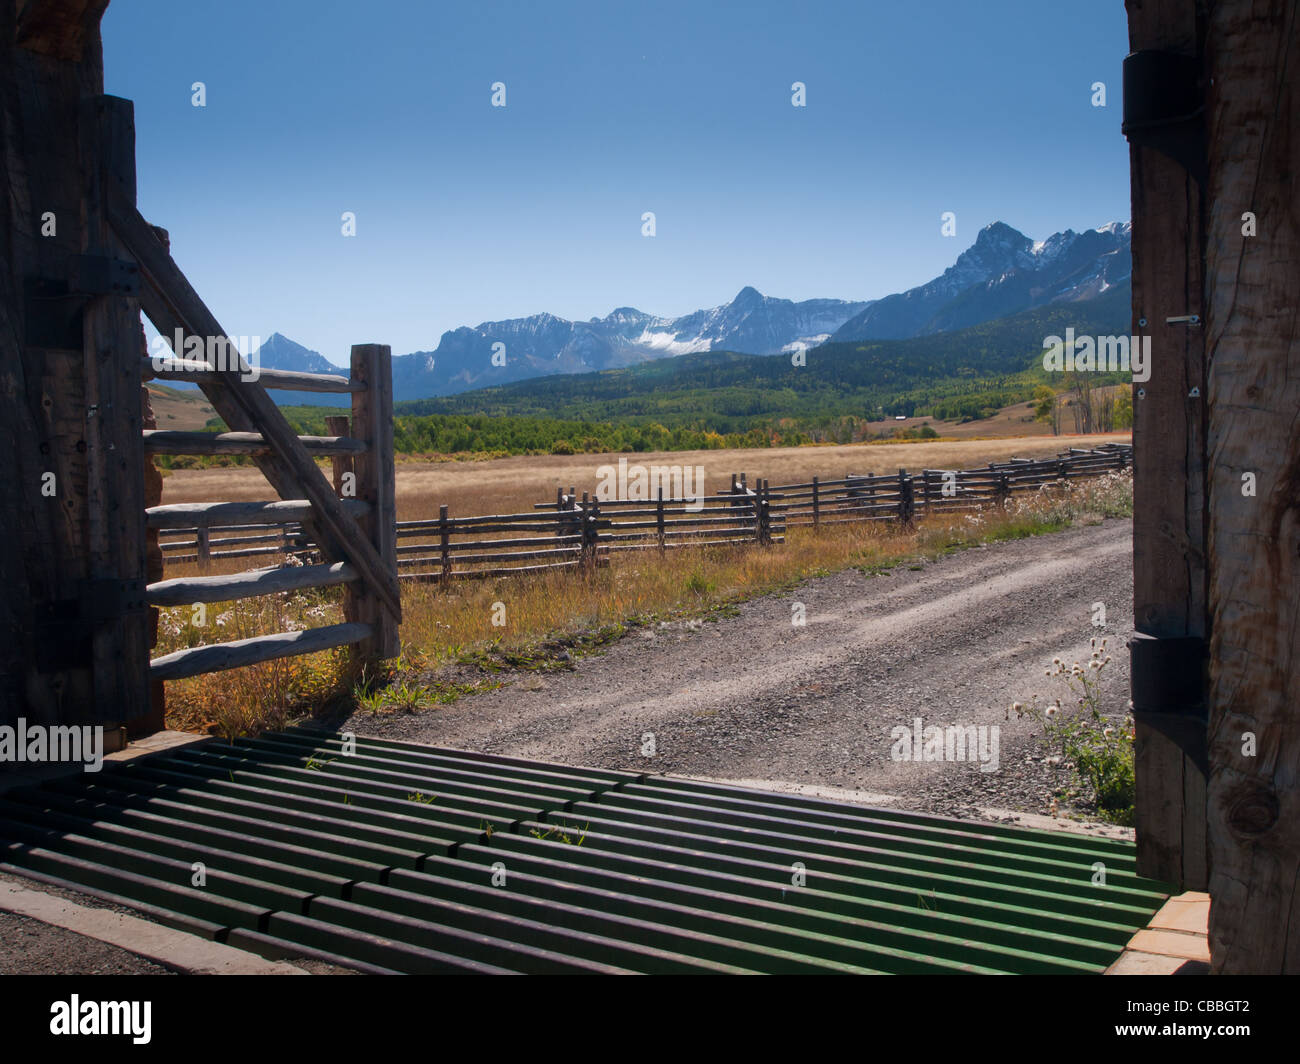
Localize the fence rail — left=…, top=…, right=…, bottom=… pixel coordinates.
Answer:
left=159, top=444, right=1129, bottom=587
left=138, top=334, right=399, bottom=684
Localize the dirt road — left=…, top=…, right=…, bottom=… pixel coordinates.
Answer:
left=346, top=518, right=1135, bottom=823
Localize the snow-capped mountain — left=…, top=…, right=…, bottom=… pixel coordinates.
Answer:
left=829, top=221, right=1132, bottom=342
left=400, top=289, right=871, bottom=397
left=245, top=220, right=1130, bottom=403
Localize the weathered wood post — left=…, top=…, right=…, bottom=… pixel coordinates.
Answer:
left=656, top=486, right=666, bottom=550
left=438, top=504, right=450, bottom=584
left=326, top=414, right=352, bottom=497
left=579, top=492, right=599, bottom=572
left=811, top=475, right=821, bottom=528
left=757, top=480, right=772, bottom=545
left=897, top=469, right=914, bottom=528
left=1200, top=0, right=1300, bottom=973
left=195, top=526, right=211, bottom=573
left=343, top=343, right=399, bottom=662
left=1123, top=0, right=1210, bottom=893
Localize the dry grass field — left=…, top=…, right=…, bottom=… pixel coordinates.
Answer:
left=145, top=382, right=217, bottom=430
left=160, top=431, right=1132, bottom=523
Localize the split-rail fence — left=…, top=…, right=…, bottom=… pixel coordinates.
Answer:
left=157, top=443, right=1132, bottom=585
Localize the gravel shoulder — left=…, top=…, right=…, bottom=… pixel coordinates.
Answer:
left=0, top=909, right=176, bottom=975
left=344, top=517, right=1136, bottom=825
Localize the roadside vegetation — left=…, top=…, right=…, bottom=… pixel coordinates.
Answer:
left=1011, top=638, right=1137, bottom=826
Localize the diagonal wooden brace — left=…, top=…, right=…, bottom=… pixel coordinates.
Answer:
left=107, top=186, right=401, bottom=622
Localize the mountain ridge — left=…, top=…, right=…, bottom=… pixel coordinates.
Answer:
left=232, top=219, right=1131, bottom=405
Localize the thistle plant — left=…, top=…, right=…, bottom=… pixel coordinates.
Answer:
left=1010, top=638, right=1135, bottom=825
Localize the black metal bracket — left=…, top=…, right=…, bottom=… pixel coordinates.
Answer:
left=33, top=578, right=147, bottom=672
left=24, top=256, right=140, bottom=348
left=1129, top=631, right=1208, bottom=775
left=1122, top=50, right=1207, bottom=185
left=72, top=254, right=140, bottom=297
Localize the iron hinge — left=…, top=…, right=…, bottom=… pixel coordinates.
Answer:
left=34, top=578, right=148, bottom=672
left=1122, top=50, right=1207, bottom=185
left=1128, top=631, right=1208, bottom=774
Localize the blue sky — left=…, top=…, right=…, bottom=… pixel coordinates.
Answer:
left=103, top=0, right=1131, bottom=365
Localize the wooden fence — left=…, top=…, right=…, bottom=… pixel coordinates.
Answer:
left=141, top=340, right=398, bottom=682
left=160, top=443, right=1128, bottom=586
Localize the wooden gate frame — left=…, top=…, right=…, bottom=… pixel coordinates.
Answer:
left=1, top=1, right=399, bottom=735
left=1125, top=0, right=1300, bottom=972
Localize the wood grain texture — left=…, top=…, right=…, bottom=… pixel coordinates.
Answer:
left=146, top=561, right=358, bottom=607
left=0, top=0, right=108, bottom=721
left=343, top=344, right=400, bottom=659
left=149, top=622, right=372, bottom=682
left=141, top=429, right=366, bottom=457
left=146, top=498, right=369, bottom=530
left=146, top=357, right=358, bottom=393
left=1125, top=0, right=1210, bottom=890
left=1203, top=0, right=1300, bottom=974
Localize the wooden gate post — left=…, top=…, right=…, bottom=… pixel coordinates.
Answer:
left=1201, top=0, right=1300, bottom=973
left=343, top=343, right=399, bottom=662
left=83, top=94, right=150, bottom=729
left=1123, top=0, right=1210, bottom=892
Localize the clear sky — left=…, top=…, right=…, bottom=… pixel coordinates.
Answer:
left=102, top=0, right=1131, bottom=366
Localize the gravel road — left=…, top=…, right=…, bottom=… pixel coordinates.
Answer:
left=345, top=517, right=1136, bottom=824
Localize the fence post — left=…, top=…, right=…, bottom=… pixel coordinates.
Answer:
left=656, top=486, right=666, bottom=550
left=812, top=475, right=820, bottom=528
left=196, top=526, right=211, bottom=573
left=898, top=469, right=915, bottom=528
left=580, top=492, right=599, bottom=571
left=439, top=504, right=451, bottom=584
left=758, top=480, right=772, bottom=545
left=344, top=343, right=399, bottom=662
left=326, top=414, right=353, bottom=497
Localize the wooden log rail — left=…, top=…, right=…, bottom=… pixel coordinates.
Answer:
left=139, top=342, right=397, bottom=683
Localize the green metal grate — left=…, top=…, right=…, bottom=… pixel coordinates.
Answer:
left=0, top=729, right=1170, bottom=973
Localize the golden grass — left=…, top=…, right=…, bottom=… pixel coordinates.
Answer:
left=160, top=432, right=1131, bottom=524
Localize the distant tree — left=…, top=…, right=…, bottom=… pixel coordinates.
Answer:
left=1113, top=387, right=1134, bottom=430
left=1032, top=385, right=1056, bottom=422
